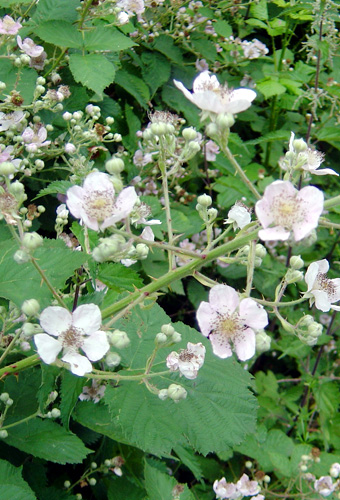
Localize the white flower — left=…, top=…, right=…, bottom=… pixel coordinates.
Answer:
left=225, top=202, right=251, bottom=230
left=22, top=126, right=51, bottom=152
left=255, top=180, right=323, bottom=242
left=0, top=15, right=22, bottom=35
left=166, top=342, right=206, bottom=379
left=305, top=259, right=340, bottom=312
left=196, top=284, right=268, bottom=361
left=0, top=111, right=25, bottom=132
left=17, top=36, right=44, bottom=57
left=330, top=463, right=340, bottom=478
left=117, top=0, right=145, bottom=15
left=66, top=172, right=138, bottom=231
left=236, top=474, right=260, bottom=496
left=205, top=140, right=220, bottom=161
left=289, top=132, right=338, bottom=176
left=79, top=380, right=106, bottom=403
left=213, top=478, right=239, bottom=499
left=34, top=304, right=110, bottom=376
left=174, top=71, right=256, bottom=115
left=241, top=39, right=269, bottom=59
left=314, top=476, right=335, bottom=497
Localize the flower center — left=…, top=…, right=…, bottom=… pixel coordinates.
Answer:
left=272, top=194, right=304, bottom=229
left=316, top=273, right=337, bottom=299
left=59, top=326, right=83, bottom=351
left=84, top=190, right=114, bottom=221
left=179, top=350, right=195, bottom=362
left=214, top=312, right=242, bottom=341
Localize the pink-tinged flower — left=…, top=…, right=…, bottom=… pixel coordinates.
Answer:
left=0, top=111, right=25, bottom=132
left=241, top=38, right=269, bottom=59
left=305, top=259, right=340, bottom=312
left=236, top=474, right=260, bottom=496
left=289, top=132, right=338, bottom=176
left=174, top=71, right=256, bottom=115
left=166, top=342, right=206, bottom=379
left=205, top=140, right=220, bottom=161
left=225, top=202, right=251, bottom=230
left=314, top=476, right=335, bottom=497
left=255, top=180, right=323, bottom=242
left=0, top=145, right=21, bottom=169
left=66, top=172, right=138, bottom=231
left=22, top=125, right=51, bottom=152
left=34, top=304, right=110, bottom=376
left=30, top=51, right=47, bottom=70
left=213, top=478, right=239, bottom=500
left=17, top=35, right=44, bottom=57
left=0, top=15, right=22, bottom=35
left=252, top=496, right=265, bottom=500
left=196, top=284, right=268, bottom=361
left=79, top=380, right=106, bottom=403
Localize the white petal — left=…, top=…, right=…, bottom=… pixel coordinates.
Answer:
left=66, top=186, right=84, bottom=219
left=40, top=306, right=72, bottom=336
left=234, top=327, right=256, bottom=361
left=62, top=351, right=92, bottom=376
left=72, top=304, right=102, bottom=335
left=193, top=71, right=220, bottom=93
left=239, top=298, right=268, bottom=329
left=209, top=284, right=239, bottom=314
left=173, top=79, right=196, bottom=103
left=258, top=226, right=291, bottom=241
left=82, top=331, right=110, bottom=361
left=83, top=172, right=114, bottom=195
left=209, top=332, right=233, bottom=359
left=34, top=333, right=62, bottom=363
left=312, top=290, right=331, bottom=312
left=101, top=186, right=138, bottom=228
left=196, top=301, right=215, bottom=337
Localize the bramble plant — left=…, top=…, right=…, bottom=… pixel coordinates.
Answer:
left=1, top=0, right=340, bottom=499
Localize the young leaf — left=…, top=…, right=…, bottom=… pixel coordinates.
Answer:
left=115, top=68, right=150, bottom=108
left=145, top=460, right=195, bottom=500
left=34, top=180, right=73, bottom=200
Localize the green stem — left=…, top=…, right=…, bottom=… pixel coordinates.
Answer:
left=245, top=240, right=256, bottom=297
left=159, top=158, right=175, bottom=270
left=324, top=195, right=340, bottom=210
left=0, top=354, right=40, bottom=378
left=101, top=227, right=259, bottom=319
left=2, top=411, right=39, bottom=430
left=0, top=329, right=22, bottom=365
left=78, top=0, right=94, bottom=28
left=30, top=257, right=67, bottom=308
left=222, top=145, right=261, bottom=200
left=43, top=48, right=67, bottom=79
left=254, top=296, right=307, bottom=308
left=89, top=369, right=170, bottom=382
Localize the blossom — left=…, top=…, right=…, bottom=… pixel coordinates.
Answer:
left=66, top=172, right=138, bottom=231
left=205, top=140, right=220, bottom=161
left=196, top=284, right=268, bottom=361
left=0, top=111, right=25, bottom=132
left=213, top=478, right=239, bottom=500
left=166, top=342, right=206, bottom=379
left=225, top=202, right=251, bottom=230
left=34, top=304, right=110, bottom=376
left=255, top=180, right=323, bottom=242
left=236, top=474, right=260, bottom=496
left=22, top=126, right=51, bottom=152
left=174, top=71, right=256, bottom=115
left=17, top=36, right=44, bottom=57
left=0, top=15, right=22, bottom=35
left=79, top=380, right=106, bottom=403
left=241, top=38, right=269, bottom=59
left=116, top=0, right=145, bottom=16
left=288, top=132, right=338, bottom=176
left=304, top=259, right=340, bottom=312
left=314, top=476, right=335, bottom=497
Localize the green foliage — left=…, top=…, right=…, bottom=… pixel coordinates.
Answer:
left=97, top=262, right=144, bottom=292
left=0, top=459, right=36, bottom=500
left=69, top=53, right=116, bottom=99
left=60, top=370, right=86, bottom=429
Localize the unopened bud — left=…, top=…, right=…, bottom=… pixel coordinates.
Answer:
left=0, top=393, right=9, bottom=402
left=167, top=384, right=187, bottom=402
left=155, top=332, right=168, bottom=344
left=158, top=389, right=168, bottom=400
left=105, top=352, right=121, bottom=368
left=255, top=244, right=267, bottom=259
left=205, top=122, right=218, bottom=138
left=293, top=138, right=308, bottom=153
left=255, top=330, right=271, bottom=353
left=161, top=324, right=175, bottom=336
left=21, top=299, right=40, bottom=316
left=285, top=269, right=303, bottom=284
left=51, top=408, right=61, bottom=418
left=22, top=232, right=43, bottom=251
left=108, top=330, right=130, bottom=349
left=89, top=478, right=96, bottom=486
left=216, top=113, right=235, bottom=129
left=64, top=480, right=71, bottom=488
left=197, top=194, right=212, bottom=207
left=105, top=158, right=125, bottom=174
left=182, top=127, right=197, bottom=141
left=289, top=255, right=304, bottom=270
left=14, top=249, right=30, bottom=264
left=0, top=430, right=8, bottom=438
left=171, top=331, right=182, bottom=343
left=0, top=161, right=15, bottom=176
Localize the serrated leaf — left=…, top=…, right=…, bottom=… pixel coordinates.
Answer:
left=30, top=0, right=80, bottom=24
left=60, top=370, right=86, bottom=429
left=104, top=304, right=257, bottom=456
left=141, top=52, right=171, bottom=96
left=0, top=0, right=30, bottom=5
left=173, top=444, right=203, bottom=480
left=152, top=35, right=183, bottom=64
left=34, top=180, right=73, bottom=200
left=34, top=21, right=83, bottom=48
left=145, top=460, right=195, bottom=500
left=212, top=20, right=232, bottom=38
left=69, top=53, right=116, bottom=98
left=257, top=79, right=287, bottom=98
left=250, top=0, right=268, bottom=20
left=4, top=370, right=40, bottom=422
left=37, top=365, right=59, bottom=412
left=83, top=26, right=136, bottom=51
left=0, top=459, right=36, bottom=500
left=5, top=419, right=91, bottom=464
left=0, top=238, right=87, bottom=307
left=115, top=69, right=150, bottom=108
left=107, top=477, right=145, bottom=500
left=97, top=263, right=143, bottom=292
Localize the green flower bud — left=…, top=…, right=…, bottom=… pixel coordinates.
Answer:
left=0, top=430, right=8, bottom=439
left=6, top=398, right=13, bottom=406
left=216, top=113, right=235, bottom=129
left=186, top=141, right=200, bottom=157
left=0, top=393, right=9, bottom=402
left=21, top=299, right=40, bottom=316
left=182, top=127, right=197, bottom=141
left=105, top=158, right=125, bottom=175
left=89, top=478, right=97, bottom=486
left=293, top=138, right=308, bottom=153
left=22, top=322, right=41, bottom=336
left=150, top=122, right=167, bottom=136
left=64, top=480, right=71, bottom=488
left=108, top=329, right=130, bottom=349
left=285, top=269, right=303, bottom=284
left=289, top=255, right=304, bottom=270
left=0, top=161, right=16, bottom=176
left=171, top=331, right=182, bottom=343
left=255, top=244, right=267, bottom=259
left=161, top=324, right=175, bottom=336
left=158, top=389, right=168, bottom=400
left=298, top=315, right=314, bottom=327
left=207, top=207, right=218, bottom=222
left=155, top=332, right=168, bottom=344
left=91, top=462, right=97, bottom=469
left=205, top=122, right=219, bottom=138
left=22, top=232, right=43, bottom=251
left=51, top=408, right=61, bottom=418
left=13, top=249, right=30, bottom=264
left=167, top=384, right=187, bottom=402
left=105, top=352, right=121, bottom=368
left=110, top=177, right=123, bottom=193
left=104, top=459, right=112, bottom=467
left=197, top=194, right=212, bottom=207
left=255, top=330, right=271, bottom=353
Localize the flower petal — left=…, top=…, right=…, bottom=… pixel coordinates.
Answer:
left=196, top=301, right=216, bottom=337
left=233, top=327, right=256, bottom=361
left=101, top=186, right=138, bottom=228
left=82, top=331, right=110, bottom=361
left=66, top=185, right=84, bottom=219
left=239, top=298, right=268, bottom=329
left=72, top=304, right=102, bottom=335
left=40, top=306, right=72, bottom=336
left=312, top=290, right=331, bottom=312
left=83, top=171, right=115, bottom=195
left=62, top=351, right=92, bottom=376
left=209, top=332, right=233, bottom=359
left=209, top=284, right=239, bottom=314
left=258, top=226, right=291, bottom=241
left=305, top=261, right=321, bottom=291
left=34, top=333, right=62, bottom=364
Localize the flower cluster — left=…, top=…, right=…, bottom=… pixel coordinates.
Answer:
left=304, top=259, right=340, bottom=312
left=214, top=474, right=263, bottom=500
left=166, top=342, right=206, bottom=379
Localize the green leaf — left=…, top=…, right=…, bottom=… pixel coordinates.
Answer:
left=250, top=0, right=268, bottom=20
left=0, top=238, right=87, bottom=308
left=213, top=20, right=232, bottom=38
left=30, top=0, right=80, bottom=24
left=104, top=304, right=257, bottom=456
left=37, top=365, right=59, bottom=412
left=152, top=35, right=183, bottom=64
left=173, top=444, right=203, bottom=480
left=256, top=79, right=287, bottom=98
left=0, top=459, right=36, bottom=500
left=34, top=21, right=82, bottom=48
left=141, top=52, right=171, bottom=96
left=0, top=61, right=37, bottom=104
left=83, top=26, right=137, bottom=51
left=145, top=460, right=195, bottom=500
left=115, top=68, right=150, bottom=109
left=4, top=370, right=40, bottom=422
left=0, top=0, right=30, bottom=5
left=69, top=53, right=116, bottom=99
left=5, top=419, right=92, bottom=464
left=60, top=370, right=86, bottom=429
left=97, top=262, right=144, bottom=292
left=34, top=180, right=73, bottom=200
left=107, top=477, right=145, bottom=500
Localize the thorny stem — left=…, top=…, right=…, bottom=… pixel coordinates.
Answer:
left=245, top=240, right=256, bottom=297
left=222, top=145, right=261, bottom=200
left=30, top=257, right=67, bottom=308
left=306, top=20, right=323, bottom=144
left=159, top=157, right=175, bottom=271
left=0, top=328, right=22, bottom=365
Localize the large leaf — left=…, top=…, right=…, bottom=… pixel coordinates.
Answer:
left=103, top=304, right=257, bottom=456
left=145, top=460, right=195, bottom=500
left=34, top=21, right=83, bottom=48
left=69, top=53, right=116, bottom=98
left=141, top=52, right=171, bottom=96
left=115, top=68, right=150, bottom=108
left=29, top=0, right=80, bottom=24
left=0, top=459, right=36, bottom=500
left=97, top=262, right=144, bottom=292
left=0, top=238, right=87, bottom=307
left=83, top=26, right=136, bottom=51
left=5, top=419, right=91, bottom=464
left=60, top=370, right=86, bottom=429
